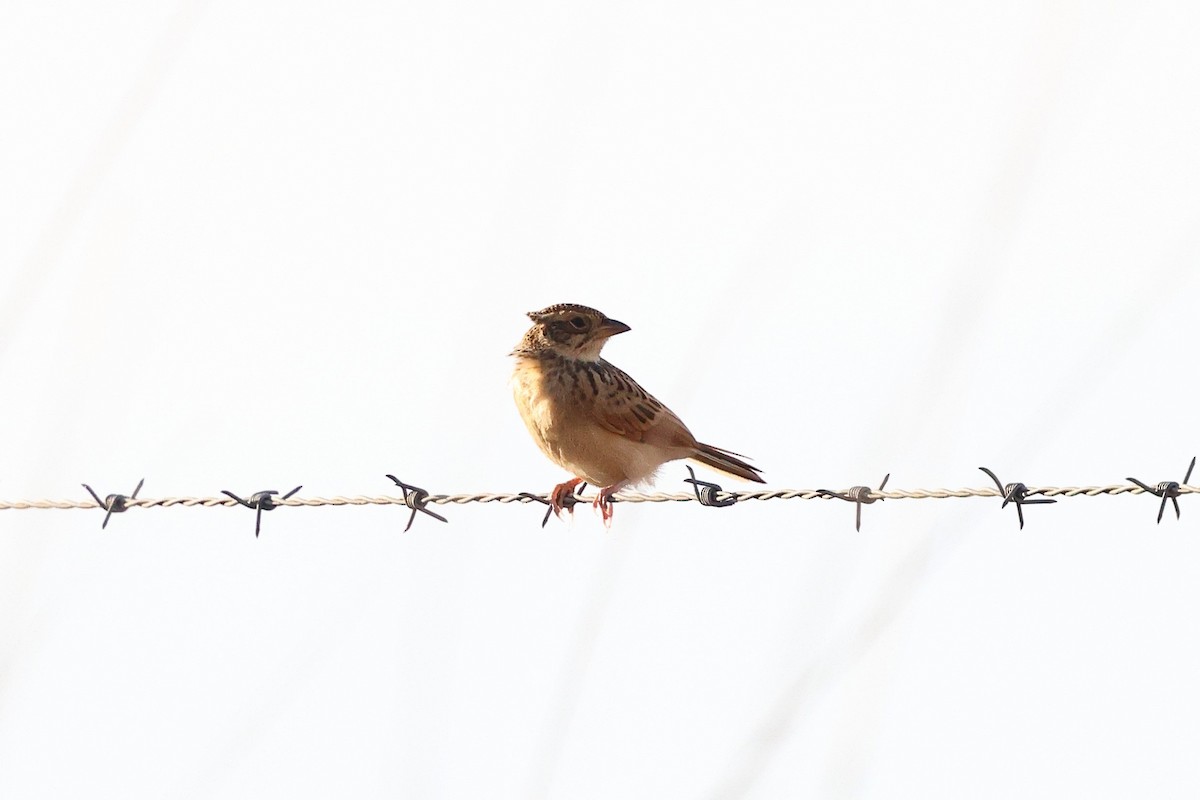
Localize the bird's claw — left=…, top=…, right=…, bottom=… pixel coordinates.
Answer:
left=593, top=491, right=615, bottom=526
left=550, top=478, right=585, bottom=519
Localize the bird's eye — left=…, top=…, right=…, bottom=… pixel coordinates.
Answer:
left=569, top=316, right=587, bottom=329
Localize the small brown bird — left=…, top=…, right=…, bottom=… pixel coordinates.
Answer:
left=511, top=303, right=764, bottom=524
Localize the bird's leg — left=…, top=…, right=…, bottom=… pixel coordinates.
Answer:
left=550, top=477, right=584, bottom=519
left=593, top=481, right=627, bottom=527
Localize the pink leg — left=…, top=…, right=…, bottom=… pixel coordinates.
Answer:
left=593, top=482, right=627, bottom=527
left=550, top=477, right=584, bottom=519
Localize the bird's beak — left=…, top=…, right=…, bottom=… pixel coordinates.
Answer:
left=597, top=317, right=631, bottom=339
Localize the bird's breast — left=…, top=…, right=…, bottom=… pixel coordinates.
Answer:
left=511, top=356, right=672, bottom=487
left=510, top=358, right=559, bottom=438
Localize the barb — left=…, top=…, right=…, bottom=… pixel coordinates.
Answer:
left=817, top=473, right=890, bottom=531
left=978, top=467, right=1056, bottom=530
left=683, top=466, right=736, bottom=507
left=80, top=478, right=144, bottom=530
left=385, top=475, right=449, bottom=531
left=221, top=486, right=302, bottom=537
left=1127, top=456, right=1196, bottom=524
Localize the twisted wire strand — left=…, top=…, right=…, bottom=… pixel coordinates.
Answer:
left=1, top=484, right=1195, bottom=512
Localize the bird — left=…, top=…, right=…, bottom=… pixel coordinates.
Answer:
left=510, top=303, right=764, bottom=524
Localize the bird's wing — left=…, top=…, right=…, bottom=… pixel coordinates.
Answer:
left=585, top=361, right=696, bottom=449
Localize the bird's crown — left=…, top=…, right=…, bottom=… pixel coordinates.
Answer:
left=526, top=303, right=606, bottom=323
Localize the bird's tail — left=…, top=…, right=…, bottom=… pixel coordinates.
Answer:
left=691, top=443, right=765, bottom=484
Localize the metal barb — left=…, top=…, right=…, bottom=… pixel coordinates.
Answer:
left=979, top=467, right=1055, bottom=530
left=221, top=485, right=302, bottom=537
left=81, top=478, right=144, bottom=530
left=817, top=473, right=890, bottom=531
left=684, top=466, right=736, bottom=507
left=385, top=475, right=449, bottom=531
left=519, top=486, right=586, bottom=529
left=1126, top=456, right=1196, bottom=524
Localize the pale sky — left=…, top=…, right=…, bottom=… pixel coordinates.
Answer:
left=3, top=1, right=1200, bottom=798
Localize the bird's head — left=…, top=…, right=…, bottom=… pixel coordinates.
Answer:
left=516, top=303, right=630, bottom=361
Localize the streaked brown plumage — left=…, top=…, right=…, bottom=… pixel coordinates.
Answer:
left=510, top=303, right=764, bottom=523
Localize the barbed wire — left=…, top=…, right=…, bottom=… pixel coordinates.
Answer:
left=1, top=458, right=1197, bottom=533
left=3, top=484, right=1195, bottom=512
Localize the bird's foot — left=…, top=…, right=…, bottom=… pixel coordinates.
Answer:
left=550, top=478, right=585, bottom=519
left=593, top=483, right=626, bottom=527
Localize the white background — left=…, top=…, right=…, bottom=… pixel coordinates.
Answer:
left=2, top=1, right=1199, bottom=797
